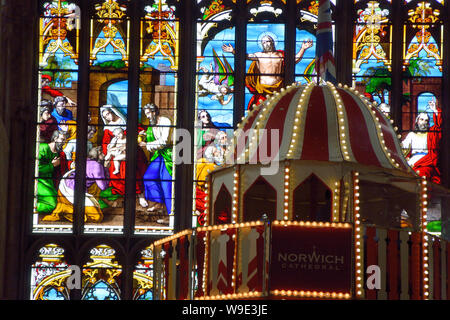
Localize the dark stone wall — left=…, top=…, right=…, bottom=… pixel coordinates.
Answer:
left=0, top=0, right=37, bottom=299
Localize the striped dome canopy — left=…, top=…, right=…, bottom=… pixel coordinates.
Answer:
left=226, top=81, right=412, bottom=173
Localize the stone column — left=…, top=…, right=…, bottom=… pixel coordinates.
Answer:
left=0, top=0, right=37, bottom=299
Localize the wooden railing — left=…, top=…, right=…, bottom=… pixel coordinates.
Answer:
left=363, top=225, right=449, bottom=300
left=151, top=223, right=450, bottom=300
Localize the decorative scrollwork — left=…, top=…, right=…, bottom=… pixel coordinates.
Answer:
left=404, top=2, right=441, bottom=70
left=141, top=1, right=178, bottom=70
left=353, top=1, right=390, bottom=74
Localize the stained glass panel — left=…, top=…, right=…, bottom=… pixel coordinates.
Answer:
left=403, top=2, right=443, bottom=77
left=133, top=246, right=154, bottom=300
left=400, top=79, right=442, bottom=184
left=247, top=0, right=285, bottom=19
left=400, top=1, right=443, bottom=186
left=30, top=244, right=70, bottom=300
left=85, top=80, right=128, bottom=233
left=352, top=1, right=392, bottom=111
left=194, top=2, right=235, bottom=226
left=135, top=0, right=178, bottom=234
left=82, top=244, right=122, bottom=300
left=199, top=0, right=233, bottom=21
left=84, top=0, right=130, bottom=233
left=245, top=23, right=285, bottom=113
left=90, top=0, right=128, bottom=68
left=34, top=1, right=80, bottom=233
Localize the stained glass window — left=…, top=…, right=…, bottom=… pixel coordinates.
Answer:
left=35, top=0, right=178, bottom=235
left=194, top=0, right=235, bottom=227
left=26, top=0, right=450, bottom=300
left=34, top=0, right=80, bottom=233
left=82, top=244, right=122, bottom=300
left=296, top=0, right=335, bottom=84
left=135, top=0, right=178, bottom=234
left=85, top=0, right=129, bottom=233
left=352, top=0, right=392, bottom=111
left=133, top=246, right=154, bottom=300
left=192, top=0, right=336, bottom=227
left=31, top=244, right=71, bottom=300
left=400, top=0, right=443, bottom=187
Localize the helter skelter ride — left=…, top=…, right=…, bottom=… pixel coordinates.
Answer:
left=151, top=0, right=450, bottom=300
left=151, top=79, right=450, bottom=300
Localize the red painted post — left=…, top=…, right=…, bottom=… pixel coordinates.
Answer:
left=195, top=231, right=206, bottom=298
left=447, top=242, right=450, bottom=299
left=365, top=227, right=378, bottom=299
left=388, top=229, right=399, bottom=300
left=433, top=238, right=441, bottom=300
left=410, top=232, right=422, bottom=300
left=178, top=236, right=189, bottom=300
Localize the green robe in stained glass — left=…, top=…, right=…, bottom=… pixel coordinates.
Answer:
left=36, top=143, right=58, bottom=213
left=146, top=126, right=173, bottom=176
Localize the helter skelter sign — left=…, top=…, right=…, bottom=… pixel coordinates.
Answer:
left=270, top=224, right=352, bottom=297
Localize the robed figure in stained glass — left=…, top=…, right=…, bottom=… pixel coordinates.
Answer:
left=36, top=130, right=67, bottom=214
left=222, top=35, right=313, bottom=110
left=139, top=103, right=173, bottom=216
left=402, top=98, right=442, bottom=184
left=100, top=105, right=149, bottom=208
left=42, top=146, right=109, bottom=223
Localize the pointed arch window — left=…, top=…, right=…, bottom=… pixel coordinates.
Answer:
left=352, top=0, right=392, bottom=109
left=400, top=0, right=444, bottom=186
left=30, top=244, right=71, bottom=300
left=133, top=246, right=154, bottom=300
left=243, top=176, right=277, bottom=221
left=82, top=244, right=122, bottom=300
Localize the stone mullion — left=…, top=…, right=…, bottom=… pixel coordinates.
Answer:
left=335, top=0, right=353, bottom=86
left=440, top=0, right=450, bottom=241
left=391, top=0, right=404, bottom=131
left=121, top=0, right=141, bottom=300
left=284, top=0, right=296, bottom=85
left=73, top=0, right=91, bottom=237
left=0, top=0, right=38, bottom=299
left=124, top=0, right=140, bottom=238
left=233, top=0, right=247, bottom=129
left=174, top=0, right=195, bottom=232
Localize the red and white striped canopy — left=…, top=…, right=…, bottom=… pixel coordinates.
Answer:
left=227, top=81, right=411, bottom=173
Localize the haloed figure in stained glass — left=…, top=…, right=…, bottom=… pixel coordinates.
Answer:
left=401, top=98, right=442, bottom=184
left=222, top=35, right=313, bottom=110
